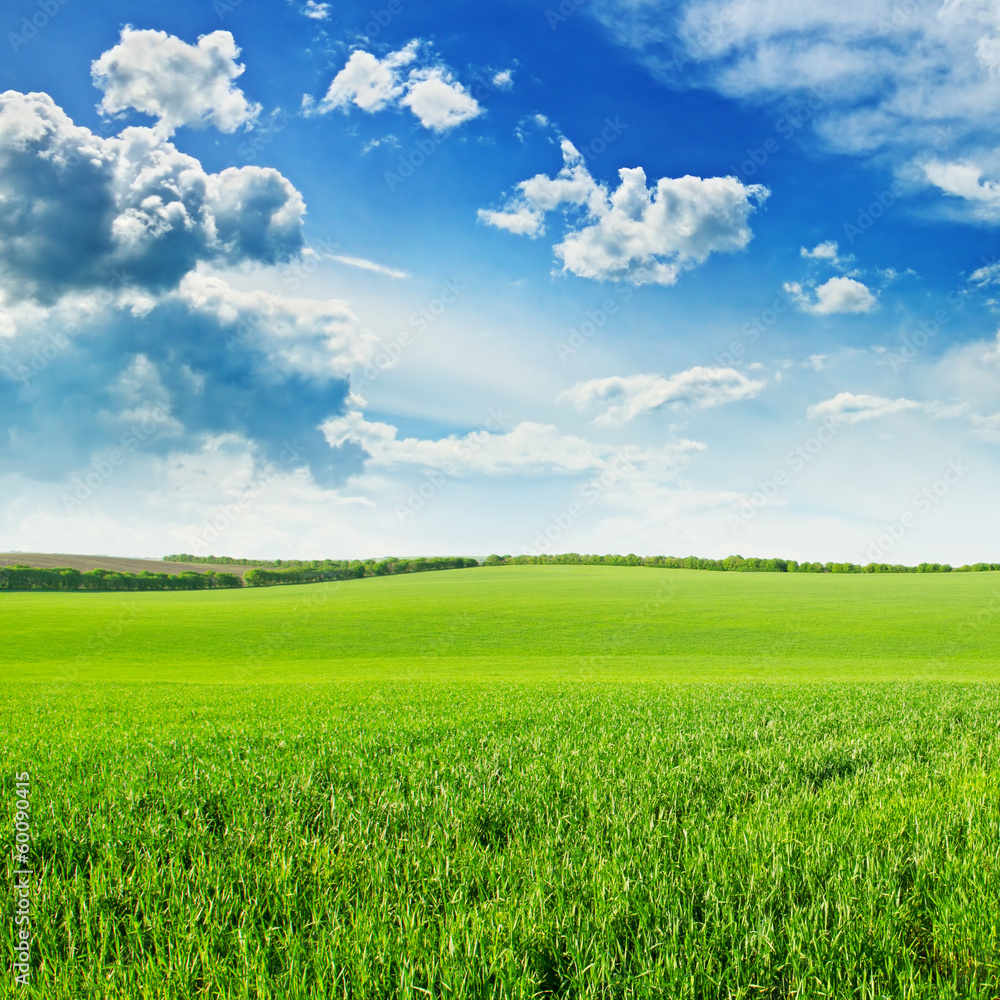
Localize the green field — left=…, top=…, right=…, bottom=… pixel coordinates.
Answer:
left=6, top=565, right=1000, bottom=682
left=3, top=566, right=1000, bottom=998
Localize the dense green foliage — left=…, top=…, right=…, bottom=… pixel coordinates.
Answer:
left=0, top=565, right=241, bottom=592
left=0, top=557, right=479, bottom=591
left=244, top=556, right=479, bottom=587
left=484, top=553, right=1000, bottom=573
left=166, top=551, right=1000, bottom=575
left=3, top=681, right=999, bottom=999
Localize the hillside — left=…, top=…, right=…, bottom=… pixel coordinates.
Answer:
left=6, top=564, right=999, bottom=682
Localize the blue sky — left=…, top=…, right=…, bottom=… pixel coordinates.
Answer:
left=2, top=0, right=1000, bottom=562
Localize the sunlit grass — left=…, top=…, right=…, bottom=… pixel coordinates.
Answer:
left=5, top=565, right=1000, bottom=681
left=3, top=567, right=999, bottom=996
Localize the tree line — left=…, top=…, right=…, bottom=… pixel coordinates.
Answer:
left=243, top=557, right=479, bottom=587
left=4, top=553, right=997, bottom=592
left=482, top=554, right=1000, bottom=573
left=0, top=567, right=242, bottom=591
left=0, top=557, right=479, bottom=591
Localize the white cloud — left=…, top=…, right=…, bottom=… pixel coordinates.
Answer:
left=587, top=0, right=1000, bottom=218
left=322, top=411, right=705, bottom=479
left=479, top=204, right=543, bottom=236
left=176, top=273, right=378, bottom=378
left=807, top=391, right=921, bottom=424
left=969, top=262, right=1000, bottom=287
left=559, top=367, right=765, bottom=425
left=591, top=0, right=1000, bottom=148
left=315, top=41, right=482, bottom=132
left=986, top=328, right=1000, bottom=361
left=400, top=67, right=482, bottom=131
left=91, top=28, right=260, bottom=136
left=924, top=159, right=1000, bottom=220
left=319, top=43, right=418, bottom=114
left=0, top=91, right=305, bottom=304
left=784, top=276, right=877, bottom=315
left=301, top=1, right=330, bottom=19
left=326, top=413, right=609, bottom=474
left=325, top=254, right=409, bottom=279
left=968, top=410, right=1000, bottom=441
left=492, top=70, right=514, bottom=90
left=479, top=140, right=767, bottom=285
left=801, top=240, right=841, bottom=264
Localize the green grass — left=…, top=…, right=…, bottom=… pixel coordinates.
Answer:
left=5, top=565, right=1000, bottom=681
left=3, top=567, right=1000, bottom=998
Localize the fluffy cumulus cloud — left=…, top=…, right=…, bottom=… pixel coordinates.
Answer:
left=176, top=274, right=378, bottom=378
left=323, top=411, right=704, bottom=480
left=480, top=140, right=767, bottom=285
left=400, top=68, right=482, bottom=132
left=923, top=160, right=1000, bottom=220
left=0, top=280, right=370, bottom=488
left=92, top=28, right=260, bottom=136
left=559, top=367, right=765, bottom=425
left=807, top=392, right=921, bottom=424
left=0, top=91, right=304, bottom=304
left=313, top=41, right=482, bottom=131
left=784, top=276, right=878, bottom=315
left=801, top=240, right=843, bottom=265
left=300, top=1, right=330, bottom=18
left=0, top=74, right=370, bottom=490
left=588, top=0, right=1000, bottom=218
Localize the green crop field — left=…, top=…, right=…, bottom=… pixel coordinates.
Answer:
left=5, top=564, right=1000, bottom=682
left=3, top=566, right=1000, bottom=998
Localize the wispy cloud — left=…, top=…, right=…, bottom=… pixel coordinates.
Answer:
left=560, top=367, right=765, bottom=425
left=326, top=255, right=410, bottom=279
left=807, top=392, right=920, bottom=424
